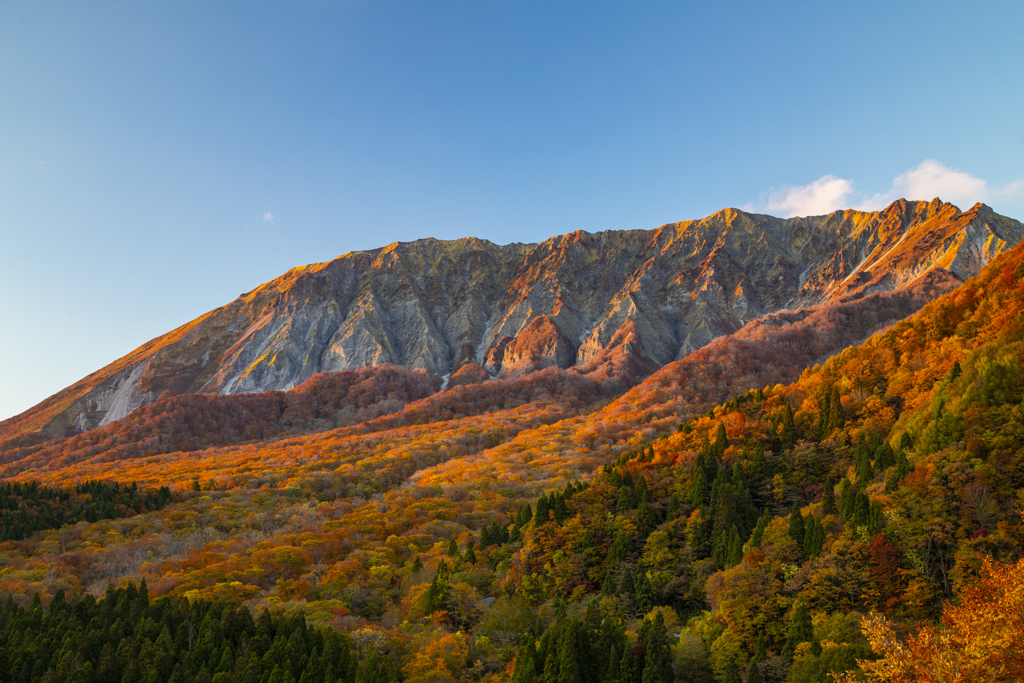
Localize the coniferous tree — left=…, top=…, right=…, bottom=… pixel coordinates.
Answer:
left=635, top=573, right=654, bottom=614
left=752, top=634, right=767, bottom=663
left=827, top=388, right=845, bottom=435
left=822, top=479, right=836, bottom=515
left=745, top=660, right=763, bottom=683
left=779, top=403, right=797, bottom=451
left=641, top=613, right=673, bottom=683
left=535, top=495, right=551, bottom=525
left=749, top=511, right=769, bottom=548
left=554, top=495, right=569, bottom=524
left=788, top=502, right=805, bottom=550
left=714, top=422, right=729, bottom=455
left=426, top=561, right=451, bottom=613
left=782, top=602, right=813, bottom=659
left=511, top=635, right=537, bottom=683
left=636, top=500, right=658, bottom=539
left=723, top=657, right=741, bottom=683
left=726, top=525, right=744, bottom=567
left=602, top=570, right=617, bottom=596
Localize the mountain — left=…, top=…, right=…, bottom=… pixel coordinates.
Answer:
left=3, top=198, right=1021, bottom=445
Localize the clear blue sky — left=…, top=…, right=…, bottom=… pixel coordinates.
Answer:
left=2, top=1, right=1023, bottom=420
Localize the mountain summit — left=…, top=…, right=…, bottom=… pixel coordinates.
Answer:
left=3, top=198, right=1021, bottom=442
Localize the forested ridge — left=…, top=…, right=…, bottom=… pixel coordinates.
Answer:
left=2, top=243, right=1024, bottom=682
left=0, top=480, right=172, bottom=541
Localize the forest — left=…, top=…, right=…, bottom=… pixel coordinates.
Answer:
left=1, top=243, right=1024, bottom=682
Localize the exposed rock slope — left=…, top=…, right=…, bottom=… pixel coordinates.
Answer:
left=3, top=198, right=1021, bottom=442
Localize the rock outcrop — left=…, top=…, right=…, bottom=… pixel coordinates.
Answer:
left=3, top=198, right=1021, bottom=442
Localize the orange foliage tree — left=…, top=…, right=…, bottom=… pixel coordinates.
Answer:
left=835, top=555, right=1024, bottom=682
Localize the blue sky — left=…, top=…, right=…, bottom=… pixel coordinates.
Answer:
left=1, top=1, right=1023, bottom=420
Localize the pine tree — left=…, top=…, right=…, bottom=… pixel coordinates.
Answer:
left=411, top=556, right=423, bottom=573
left=779, top=403, right=797, bottom=451
left=788, top=502, right=805, bottom=550
left=822, top=479, right=836, bottom=515
left=750, top=511, right=768, bottom=548
left=619, top=568, right=635, bottom=601
left=687, top=508, right=712, bottom=559
left=426, top=561, right=451, bottom=613
left=714, top=422, right=729, bottom=457
left=782, top=602, right=813, bottom=659
left=723, top=657, right=741, bottom=683
left=689, top=461, right=709, bottom=509
left=554, top=495, right=568, bottom=524
left=447, top=538, right=459, bottom=557
left=511, top=636, right=537, bottom=683
left=636, top=500, right=657, bottom=539
left=827, top=388, right=844, bottom=435
left=535, top=495, right=551, bottom=525
left=745, top=660, right=763, bottom=683
left=602, top=570, right=617, bottom=596
left=667, top=493, right=680, bottom=519
left=635, top=573, right=654, bottom=614
left=641, top=612, right=674, bottom=683
left=726, top=525, right=744, bottom=567
left=752, top=634, right=767, bottom=663
left=617, top=487, right=634, bottom=513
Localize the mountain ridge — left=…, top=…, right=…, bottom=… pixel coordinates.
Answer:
left=3, top=198, right=1021, bottom=444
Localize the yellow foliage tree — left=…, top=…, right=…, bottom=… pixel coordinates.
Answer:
left=833, top=555, right=1024, bottom=682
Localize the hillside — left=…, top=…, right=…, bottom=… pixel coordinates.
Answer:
left=2, top=227, right=1024, bottom=680
left=3, top=199, right=1021, bottom=446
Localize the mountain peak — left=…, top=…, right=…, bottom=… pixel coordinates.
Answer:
left=2, top=200, right=1020, bottom=445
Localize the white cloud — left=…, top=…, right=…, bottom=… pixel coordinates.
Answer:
left=748, top=160, right=1023, bottom=218
left=753, top=175, right=855, bottom=218
left=262, top=213, right=276, bottom=223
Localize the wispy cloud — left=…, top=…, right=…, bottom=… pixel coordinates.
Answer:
left=747, top=160, right=1023, bottom=217
left=262, top=213, right=276, bottom=223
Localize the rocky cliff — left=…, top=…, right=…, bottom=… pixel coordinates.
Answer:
left=3, top=198, right=1021, bottom=442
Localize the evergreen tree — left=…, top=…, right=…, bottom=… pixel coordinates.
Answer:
left=511, top=635, right=537, bottom=683
left=726, top=525, right=744, bottom=567
left=687, top=508, right=712, bottom=558
left=782, top=602, right=813, bottom=659
left=619, top=568, right=636, bottom=601
left=689, top=462, right=709, bottom=509
left=822, top=479, right=836, bottom=515
left=749, top=511, right=769, bottom=548
left=635, top=572, right=655, bottom=614
left=411, top=556, right=423, bottom=573
left=667, top=493, right=680, bottom=520
left=723, top=657, right=741, bottom=683
left=745, top=660, right=763, bottom=683
left=602, top=571, right=617, bottom=596
left=426, top=561, right=451, bottom=613
left=779, top=403, right=797, bottom=451
left=713, top=422, right=729, bottom=457
left=535, top=495, right=551, bottom=525
left=636, top=500, right=658, bottom=539
left=752, top=634, right=767, bottom=663
left=641, top=613, right=673, bottom=683
left=827, top=388, right=845, bottom=435
left=554, top=495, right=569, bottom=524
left=788, top=502, right=805, bottom=550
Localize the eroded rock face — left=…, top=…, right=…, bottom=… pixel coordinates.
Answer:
left=5, top=199, right=1021, bottom=440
